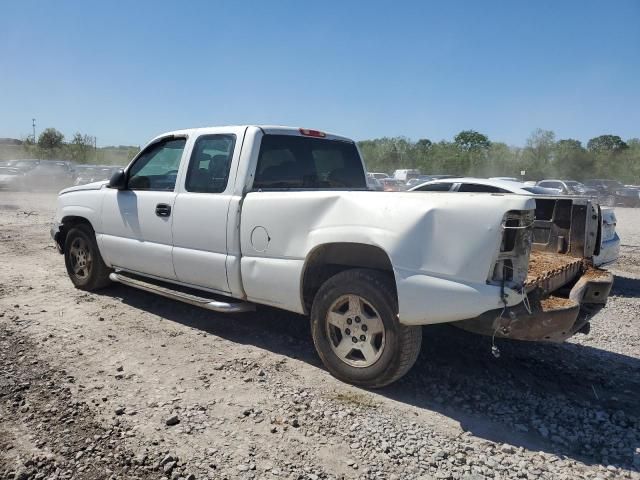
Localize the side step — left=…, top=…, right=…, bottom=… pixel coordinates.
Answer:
left=109, top=272, right=255, bottom=313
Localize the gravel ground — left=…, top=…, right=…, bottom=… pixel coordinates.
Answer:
left=0, top=191, right=638, bottom=480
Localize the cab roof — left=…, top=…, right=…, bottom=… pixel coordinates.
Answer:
left=152, top=125, right=354, bottom=144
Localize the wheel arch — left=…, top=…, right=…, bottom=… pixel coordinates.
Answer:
left=57, top=216, right=96, bottom=252
left=301, top=242, right=396, bottom=314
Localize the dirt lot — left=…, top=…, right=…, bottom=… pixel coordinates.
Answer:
left=1, top=191, right=639, bottom=480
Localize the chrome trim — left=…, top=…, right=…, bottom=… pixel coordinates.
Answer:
left=109, top=272, right=255, bottom=313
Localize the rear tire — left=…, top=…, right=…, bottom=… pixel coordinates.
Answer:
left=64, top=224, right=112, bottom=291
left=311, top=268, right=422, bottom=388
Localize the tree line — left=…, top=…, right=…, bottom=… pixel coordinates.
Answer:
left=3, top=126, right=639, bottom=183
left=0, top=128, right=139, bottom=166
left=357, top=129, right=640, bottom=182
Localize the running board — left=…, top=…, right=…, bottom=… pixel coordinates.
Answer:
left=109, top=272, right=255, bottom=313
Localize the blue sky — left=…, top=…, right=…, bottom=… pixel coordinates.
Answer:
left=1, top=0, right=639, bottom=147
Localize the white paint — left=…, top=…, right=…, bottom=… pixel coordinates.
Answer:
left=240, top=190, right=534, bottom=321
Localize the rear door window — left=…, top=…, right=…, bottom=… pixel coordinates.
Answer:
left=253, top=134, right=366, bottom=190
left=185, top=134, right=236, bottom=193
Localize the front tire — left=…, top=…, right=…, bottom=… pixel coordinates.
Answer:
left=64, top=224, right=112, bottom=291
left=311, top=268, right=422, bottom=388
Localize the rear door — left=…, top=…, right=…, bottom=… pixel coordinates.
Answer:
left=171, top=127, right=245, bottom=293
left=99, top=136, right=187, bottom=279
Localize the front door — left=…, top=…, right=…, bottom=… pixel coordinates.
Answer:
left=171, top=131, right=239, bottom=293
left=99, top=137, right=187, bottom=280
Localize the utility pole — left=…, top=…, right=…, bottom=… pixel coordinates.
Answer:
left=32, top=118, right=36, bottom=143
left=94, top=136, right=98, bottom=163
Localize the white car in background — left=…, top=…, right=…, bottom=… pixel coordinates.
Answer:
left=410, top=177, right=620, bottom=267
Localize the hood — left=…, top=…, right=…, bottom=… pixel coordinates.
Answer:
left=60, top=180, right=108, bottom=195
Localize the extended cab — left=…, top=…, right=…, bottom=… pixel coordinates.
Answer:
left=53, top=126, right=540, bottom=387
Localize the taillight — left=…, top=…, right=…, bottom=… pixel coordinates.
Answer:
left=489, top=210, right=534, bottom=289
left=299, top=128, right=326, bottom=138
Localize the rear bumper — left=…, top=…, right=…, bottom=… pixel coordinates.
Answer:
left=594, top=233, right=620, bottom=266
left=453, top=269, right=613, bottom=342
left=396, top=270, right=524, bottom=325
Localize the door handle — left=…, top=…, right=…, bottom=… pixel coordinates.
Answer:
left=155, top=203, right=171, bottom=217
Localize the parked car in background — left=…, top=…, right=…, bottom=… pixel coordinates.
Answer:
left=379, top=178, right=406, bottom=191
left=405, top=175, right=434, bottom=188
left=536, top=180, right=574, bottom=195
left=535, top=179, right=592, bottom=195
left=584, top=179, right=640, bottom=207
left=625, top=184, right=640, bottom=200
left=489, top=176, right=520, bottom=182
left=412, top=178, right=559, bottom=194
left=8, top=159, right=40, bottom=173
left=429, top=174, right=458, bottom=180
left=25, top=160, right=76, bottom=190
left=0, top=166, right=26, bottom=190
left=393, top=169, right=420, bottom=182
left=564, top=181, right=598, bottom=196
left=75, top=165, right=122, bottom=186
left=368, top=172, right=389, bottom=180
left=365, top=173, right=383, bottom=191
left=410, top=177, right=620, bottom=267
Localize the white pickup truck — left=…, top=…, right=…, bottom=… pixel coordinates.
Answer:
left=51, top=126, right=611, bottom=387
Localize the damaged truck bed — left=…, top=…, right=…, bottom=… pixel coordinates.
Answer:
left=455, top=196, right=614, bottom=342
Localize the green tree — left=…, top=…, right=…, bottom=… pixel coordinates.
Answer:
left=522, top=129, right=555, bottom=178
left=453, top=131, right=490, bottom=176
left=70, top=133, right=95, bottom=163
left=454, top=130, right=490, bottom=151
left=587, top=135, right=628, bottom=154
left=38, top=128, right=64, bottom=150
left=554, top=139, right=590, bottom=179
left=416, top=138, right=432, bottom=150
left=485, top=142, right=521, bottom=178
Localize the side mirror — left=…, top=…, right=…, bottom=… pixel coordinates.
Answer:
left=108, top=169, right=127, bottom=189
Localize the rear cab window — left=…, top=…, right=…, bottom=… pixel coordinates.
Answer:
left=253, top=134, right=366, bottom=190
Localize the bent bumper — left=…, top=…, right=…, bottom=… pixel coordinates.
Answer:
left=453, top=269, right=613, bottom=342
left=396, top=270, right=524, bottom=326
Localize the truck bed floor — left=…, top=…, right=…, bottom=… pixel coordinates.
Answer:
left=525, top=251, right=583, bottom=291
